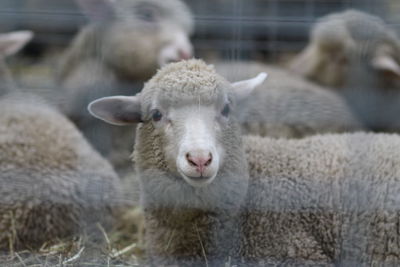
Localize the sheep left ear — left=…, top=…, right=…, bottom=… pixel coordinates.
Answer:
left=88, top=95, right=142, bottom=126
left=0, top=31, right=33, bottom=57
left=371, top=46, right=400, bottom=79
left=372, top=54, right=400, bottom=78
left=231, top=72, right=268, bottom=101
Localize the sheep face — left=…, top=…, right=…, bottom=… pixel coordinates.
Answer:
left=290, top=10, right=400, bottom=89
left=113, top=0, right=193, bottom=65
left=77, top=0, right=193, bottom=79
left=152, top=104, right=226, bottom=187
left=88, top=60, right=267, bottom=188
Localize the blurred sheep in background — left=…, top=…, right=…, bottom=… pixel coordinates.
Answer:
left=214, top=61, right=363, bottom=138
left=56, top=0, right=194, bottom=175
left=290, top=10, right=400, bottom=132
left=0, top=31, right=123, bottom=250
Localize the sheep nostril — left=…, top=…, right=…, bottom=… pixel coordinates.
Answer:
left=186, top=153, right=197, bottom=167
left=204, top=153, right=212, bottom=166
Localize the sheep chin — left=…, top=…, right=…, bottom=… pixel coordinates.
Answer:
left=177, top=168, right=217, bottom=188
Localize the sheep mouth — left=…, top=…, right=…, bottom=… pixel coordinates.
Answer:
left=177, top=169, right=217, bottom=187
left=164, top=58, right=181, bottom=65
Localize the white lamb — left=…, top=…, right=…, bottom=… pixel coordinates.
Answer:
left=89, top=59, right=400, bottom=266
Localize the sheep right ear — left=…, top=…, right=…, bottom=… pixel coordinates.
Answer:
left=88, top=96, right=142, bottom=126
left=371, top=53, right=400, bottom=79
left=231, top=72, right=268, bottom=101
left=0, top=31, right=33, bottom=57
left=75, top=0, right=115, bottom=21
left=289, top=44, right=316, bottom=76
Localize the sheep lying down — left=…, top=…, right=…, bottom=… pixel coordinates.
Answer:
left=0, top=30, right=123, bottom=250
left=0, top=94, right=123, bottom=250
left=89, top=59, right=400, bottom=266
left=290, top=9, right=400, bottom=132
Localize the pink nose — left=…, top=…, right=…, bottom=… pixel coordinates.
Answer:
left=179, top=49, right=192, bottom=60
left=186, top=152, right=212, bottom=175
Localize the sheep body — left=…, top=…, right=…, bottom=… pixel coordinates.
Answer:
left=0, top=93, right=122, bottom=249
left=242, top=132, right=400, bottom=265
left=215, top=61, right=362, bottom=138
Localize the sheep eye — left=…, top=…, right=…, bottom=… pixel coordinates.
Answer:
left=152, top=109, right=163, bottom=122
left=136, top=6, right=157, bottom=22
left=221, top=104, right=230, bottom=117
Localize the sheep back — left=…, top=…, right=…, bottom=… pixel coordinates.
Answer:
left=242, top=132, right=400, bottom=265
left=214, top=61, right=362, bottom=138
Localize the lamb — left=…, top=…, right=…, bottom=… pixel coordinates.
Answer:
left=88, top=59, right=256, bottom=265
left=0, top=33, right=123, bottom=250
left=89, top=59, right=400, bottom=266
left=214, top=61, right=362, bottom=138
left=56, top=0, right=194, bottom=174
left=289, top=10, right=400, bottom=132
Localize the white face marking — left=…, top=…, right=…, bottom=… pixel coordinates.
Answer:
left=170, top=108, right=221, bottom=187
left=158, top=26, right=193, bottom=67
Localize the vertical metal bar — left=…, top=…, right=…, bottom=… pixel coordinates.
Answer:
left=269, top=0, right=278, bottom=61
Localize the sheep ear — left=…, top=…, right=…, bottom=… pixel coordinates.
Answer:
left=88, top=95, right=142, bottom=126
left=0, top=31, right=33, bottom=57
left=75, top=0, right=115, bottom=21
left=371, top=54, right=400, bottom=78
left=231, top=72, right=268, bottom=101
left=289, top=44, right=316, bottom=76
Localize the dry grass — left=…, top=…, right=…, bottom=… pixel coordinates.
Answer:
left=0, top=207, right=146, bottom=267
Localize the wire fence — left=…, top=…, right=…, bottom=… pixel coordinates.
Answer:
left=0, top=0, right=398, bottom=62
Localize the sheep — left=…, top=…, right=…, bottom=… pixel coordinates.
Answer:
left=0, top=95, right=124, bottom=250
left=88, top=59, right=257, bottom=265
left=56, top=0, right=194, bottom=175
left=0, top=35, right=123, bottom=250
left=214, top=61, right=362, bottom=138
left=89, top=59, right=400, bottom=266
left=289, top=10, right=400, bottom=132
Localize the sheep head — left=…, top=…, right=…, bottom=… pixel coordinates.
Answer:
left=88, top=59, right=266, bottom=189
left=290, top=10, right=400, bottom=88
left=75, top=0, right=194, bottom=79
